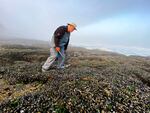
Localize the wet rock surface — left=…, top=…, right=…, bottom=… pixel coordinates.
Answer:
left=0, top=46, right=150, bottom=113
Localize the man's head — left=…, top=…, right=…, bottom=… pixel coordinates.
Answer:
left=67, top=23, right=77, bottom=32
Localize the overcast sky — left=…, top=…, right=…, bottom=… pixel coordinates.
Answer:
left=0, top=0, right=150, bottom=56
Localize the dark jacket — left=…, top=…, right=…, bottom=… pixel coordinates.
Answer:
left=54, top=26, right=70, bottom=50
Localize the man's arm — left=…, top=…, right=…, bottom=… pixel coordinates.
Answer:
left=54, top=26, right=67, bottom=47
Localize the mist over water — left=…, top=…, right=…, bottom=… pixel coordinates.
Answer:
left=71, top=43, right=150, bottom=56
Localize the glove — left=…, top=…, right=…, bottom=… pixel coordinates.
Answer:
left=55, top=47, right=60, bottom=52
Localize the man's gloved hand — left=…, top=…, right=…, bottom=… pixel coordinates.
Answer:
left=55, top=47, right=60, bottom=52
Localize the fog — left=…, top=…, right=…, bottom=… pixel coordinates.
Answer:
left=0, top=0, right=150, bottom=56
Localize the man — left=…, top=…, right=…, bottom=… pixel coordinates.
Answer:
left=42, top=23, right=77, bottom=72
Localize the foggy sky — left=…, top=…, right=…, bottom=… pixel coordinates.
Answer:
left=0, top=0, right=150, bottom=55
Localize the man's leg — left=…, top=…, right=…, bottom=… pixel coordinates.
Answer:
left=57, top=47, right=65, bottom=68
left=42, top=48, right=57, bottom=71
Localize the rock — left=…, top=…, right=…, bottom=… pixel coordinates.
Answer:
left=104, top=89, right=112, bottom=97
